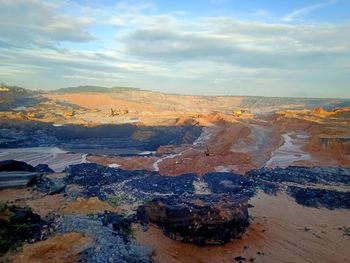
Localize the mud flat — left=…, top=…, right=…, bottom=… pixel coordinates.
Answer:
left=266, top=133, right=310, bottom=168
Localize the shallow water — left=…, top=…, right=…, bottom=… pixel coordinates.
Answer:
left=266, top=133, right=311, bottom=168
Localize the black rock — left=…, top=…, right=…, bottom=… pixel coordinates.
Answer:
left=247, top=166, right=350, bottom=186
left=137, top=194, right=250, bottom=245
left=235, top=256, right=246, bottom=261
left=34, top=164, right=54, bottom=173
left=126, top=173, right=197, bottom=196
left=0, top=160, right=36, bottom=172
left=287, top=186, right=350, bottom=210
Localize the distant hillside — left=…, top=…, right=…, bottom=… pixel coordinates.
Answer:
left=2, top=84, right=350, bottom=113
left=51, top=85, right=350, bottom=113
left=54, top=85, right=140, bottom=93
left=239, top=96, right=350, bottom=112
left=0, top=84, right=40, bottom=111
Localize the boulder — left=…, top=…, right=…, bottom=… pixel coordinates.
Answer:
left=137, top=194, right=249, bottom=245
left=0, top=160, right=36, bottom=172
left=0, top=160, right=54, bottom=173
left=34, top=164, right=54, bottom=173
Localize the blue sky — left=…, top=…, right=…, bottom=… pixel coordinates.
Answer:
left=0, top=0, right=349, bottom=98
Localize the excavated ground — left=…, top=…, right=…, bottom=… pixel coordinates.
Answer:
left=1, top=88, right=350, bottom=262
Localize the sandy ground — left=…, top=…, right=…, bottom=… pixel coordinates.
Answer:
left=46, top=93, right=158, bottom=112
left=12, top=233, right=92, bottom=263
left=135, top=192, right=350, bottom=263
left=0, top=189, right=67, bottom=218
left=61, top=197, right=119, bottom=214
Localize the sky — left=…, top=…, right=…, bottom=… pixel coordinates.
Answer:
left=0, top=0, right=349, bottom=98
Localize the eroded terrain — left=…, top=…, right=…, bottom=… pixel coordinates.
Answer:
left=1, top=85, right=350, bottom=262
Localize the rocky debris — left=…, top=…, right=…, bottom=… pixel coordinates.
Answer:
left=137, top=194, right=249, bottom=245
left=64, top=163, right=150, bottom=200
left=99, top=211, right=133, bottom=242
left=0, top=204, right=47, bottom=255
left=62, top=162, right=350, bottom=252
left=248, top=166, right=350, bottom=209
left=203, top=172, right=255, bottom=197
left=33, top=174, right=66, bottom=195
left=124, top=173, right=197, bottom=197
left=64, top=163, right=196, bottom=200
left=58, top=214, right=152, bottom=263
left=64, top=163, right=148, bottom=187
left=64, top=163, right=257, bottom=201
left=247, top=166, right=350, bottom=186
left=63, top=164, right=254, bottom=245
left=287, top=186, right=350, bottom=210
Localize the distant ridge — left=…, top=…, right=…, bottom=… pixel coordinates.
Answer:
left=54, top=85, right=140, bottom=93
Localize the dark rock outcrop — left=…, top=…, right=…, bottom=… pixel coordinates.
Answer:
left=0, top=160, right=54, bottom=173
left=137, top=194, right=249, bottom=245
left=247, top=166, right=350, bottom=185
left=65, top=164, right=254, bottom=245
left=34, top=164, right=54, bottom=173
left=247, top=166, right=350, bottom=209
left=287, top=186, right=350, bottom=210
left=0, top=160, right=36, bottom=172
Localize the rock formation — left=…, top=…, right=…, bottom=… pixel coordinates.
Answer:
left=137, top=194, right=249, bottom=245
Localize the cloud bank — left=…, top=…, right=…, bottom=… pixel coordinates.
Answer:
left=0, top=0, right=349, bottom=98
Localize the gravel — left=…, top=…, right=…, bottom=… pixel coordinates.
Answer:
left=58, top=215, right=152, bottom=263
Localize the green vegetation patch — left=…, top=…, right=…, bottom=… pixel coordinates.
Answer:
left=107, top=194, right=129, bottom=208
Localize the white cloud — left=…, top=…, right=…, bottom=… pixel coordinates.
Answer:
left=283, top=0, right=337, bottom=22
left=0, top=0, right=96, bottom=48
left=0, top=0, right=349, bottom=97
